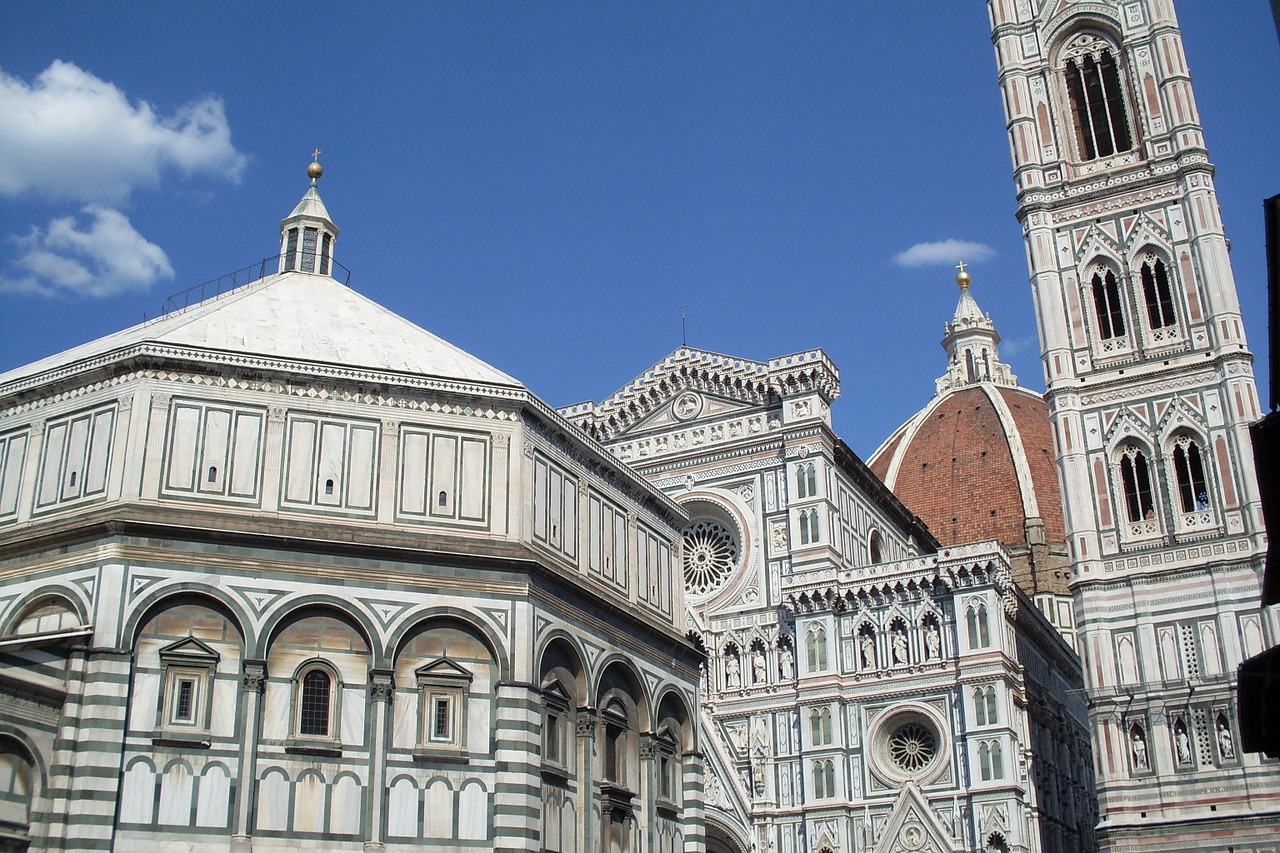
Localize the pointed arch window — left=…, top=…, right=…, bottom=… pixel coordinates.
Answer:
left=795, top=463, right=817, bottom=499
left=1140, top=257, right=1176, bottom=329
left=979, top=740, right=1004, bottom=780
left=809, top=706, right=833, bottom=746
left=1172, top=436, right=1209, bottom=514
left=974, top=685, right=998, bottom=726
left=1064, top=45, right=1132, bottom=161
left=1119, top=445, right=1155, bottom=522
left=1092, top=269, right=1126, bottom=340
left=799, top=508, right=820, bottom=545
left=967, top=603, right=990, bottom=649
left=811, top=759, right=836, bottom=799
left=806, top=625, right=828, bottom=673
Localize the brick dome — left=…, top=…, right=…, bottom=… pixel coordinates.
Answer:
left=868, top=274, right=1069, bottom=599
left=869, top=384, right=1065, bottom=551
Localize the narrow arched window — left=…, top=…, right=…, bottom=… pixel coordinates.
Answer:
left=984, top=687, right=998, bottom=724
left=989, top=740, right=1004, bottom=779
left=869, top=530, right=884, bottom=564
left=974, top=687, right=989, bottom=725
left=299, top=668, right=332, bottom=737
left=807, top=626, right=828, bottom=672
left=1092, top=269, right=1126, bottom=340
left=1173, top=436, right=1209, bottom=513
left=1141, top=258, right=1176, bottom=329
left=979, top=742, right=993, bottom=780
left=1064, top=45, right=1132, bottom=161
left=799, top=509, right=820, bottom=545
left=805, top=464, right=817, bottom=497
left=967, top=604, right=990, bottom=648
left=1120, top=446, right=1155, bottom=522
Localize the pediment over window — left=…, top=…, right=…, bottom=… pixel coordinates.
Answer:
left=415, top=656, right=473, bottom=684
left=158, top=636, right=220, bottom=665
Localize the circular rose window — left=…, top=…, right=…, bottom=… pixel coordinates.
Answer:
left=682, top=519, right=739, bottom=598
left=888, top=721, right=938, bottom=772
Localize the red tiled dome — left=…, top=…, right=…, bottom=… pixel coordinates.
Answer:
left=869, top=384, right=1065, bottom=553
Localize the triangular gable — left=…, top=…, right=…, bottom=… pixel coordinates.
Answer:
left=871, top=782, right=962, bottom=853
left=1126, top=211, right=1172, bottom=255
left=159, top=636, right=220, bottom=664
left=1075, top=224, right=1123, bottom=267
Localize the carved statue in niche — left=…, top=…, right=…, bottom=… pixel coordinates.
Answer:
left=892, top=628, right=909, bottom=665
left=1130, top=725, right=1149, bottom=770
left=705, top=771, right=722, bottom=807
left=778, top=643, right=795, bottom=680
left=1174, top=719, right=1192, bottom=764
left=925, top=623, right=942, bottom=660
left=859, top=630, right=876, bottom=670
left=724, top=650, right=741, bottom=689
left=752, top=646, right=768, bottom=685
left=1217, top=716, right=1235, bottom=759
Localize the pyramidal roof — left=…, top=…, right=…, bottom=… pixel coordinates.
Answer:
left=1, top=168, right=517, bottom=392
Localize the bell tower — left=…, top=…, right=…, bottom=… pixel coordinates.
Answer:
left=989, top=2, right=1280, bottom=850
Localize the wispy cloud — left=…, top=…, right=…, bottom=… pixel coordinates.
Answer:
left=0, top=60, right=247, bottom=204
left=1, top=207, right=173, bottom=298
left=0, top=60, right=245, bottom=298
left=999, top=336, right=1037, bottom=357
left=892, top=239, right=996, bottom=268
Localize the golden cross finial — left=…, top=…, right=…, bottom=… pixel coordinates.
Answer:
left=955, top=261, right=968, bottom=274
left=312, top=148, right=322, bottom=163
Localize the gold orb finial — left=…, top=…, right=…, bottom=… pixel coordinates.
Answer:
left=307, top=148, right=323, bottom=181
left=955, top=261, right=970, bottom=288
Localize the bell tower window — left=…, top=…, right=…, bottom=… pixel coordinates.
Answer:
left=1064, top=45, right=1132, bottom=161
left=1119, top=446, right=1155, bottom=523
left=1141, top=257, right=1176, bottom=329
left=1172, top=436, right=1209, bottom=514
left=1092, top=269, right=1126, bottom=340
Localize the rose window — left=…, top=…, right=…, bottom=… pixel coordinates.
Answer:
left=888, top=721, right=938, bottom=772
left=682, top=520, right=738, bottom=597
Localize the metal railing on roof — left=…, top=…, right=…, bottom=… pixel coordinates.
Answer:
left=144, top=254, right=352, bottom=321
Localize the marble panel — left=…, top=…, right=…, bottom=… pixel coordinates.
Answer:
left=195, top=764, right=230, bottom=828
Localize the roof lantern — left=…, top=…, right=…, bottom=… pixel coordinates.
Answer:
left=936, top=263, right=1016, bottom=394
left=278, top=149, right=340, bottom=276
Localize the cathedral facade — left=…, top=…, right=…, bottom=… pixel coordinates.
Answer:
left=989, top=0, right=1280, bottom=850
left=564, top=341, right=1093, bottom=853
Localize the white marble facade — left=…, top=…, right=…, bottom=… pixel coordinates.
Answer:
left=565, top=347, right=1094, bottom=853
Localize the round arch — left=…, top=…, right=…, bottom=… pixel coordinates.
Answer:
left=123, top=587, right=249, bottom=649
left=254, top=595, right=379, bottom=664
left=386, top=606, right=510, bottom=682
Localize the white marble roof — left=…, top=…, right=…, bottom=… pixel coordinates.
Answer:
left=1, top=272, right=519, bottom=388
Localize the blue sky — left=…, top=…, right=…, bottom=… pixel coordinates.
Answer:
left=1, top=2, right=1277, bottom=456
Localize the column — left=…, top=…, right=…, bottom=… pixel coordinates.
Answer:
left=231, top=659, right=266, bottom=853
left=364, top=670, right=394, bottom=852
left=576, top=708, right=597, bottom=853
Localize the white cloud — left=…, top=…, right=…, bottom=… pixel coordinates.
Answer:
left=892, top=239, right=996, bottom=268
left=0, top=60, right=247, bottom=204
left=1000, top=336, right=1037, bottom=357
left=1, top=207, right=174, bottom=298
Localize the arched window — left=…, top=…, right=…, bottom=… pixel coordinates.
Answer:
left=967, top=603, right=990, bottom=649
left=795, top=463, right=817, bottom=499
left=1063, top=40, right=1132, bottom=161
left=807, top=626, right=828, bottom=673
left=812, top=759, right=836, bottom=799
left=297, top=666, right=335, bottom=738
left=1172, top=436, right=1209, bottom=513
left=1140, top=257, right=1176, bottom=329
left=0, top=741, right=34, bottom=839
left=979, top=740, right=1004, bottom=781
left=1091, top=269, right=1126, bottom=340
left=868, top=529, right=884, bottom=564
left=809, top=706, right=833, bottom=745
left=1119, top=445, right=1155, bottom=522
left=974, top=686, right=998, bottom=726
left=799, top=508, right=820, bottom=545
